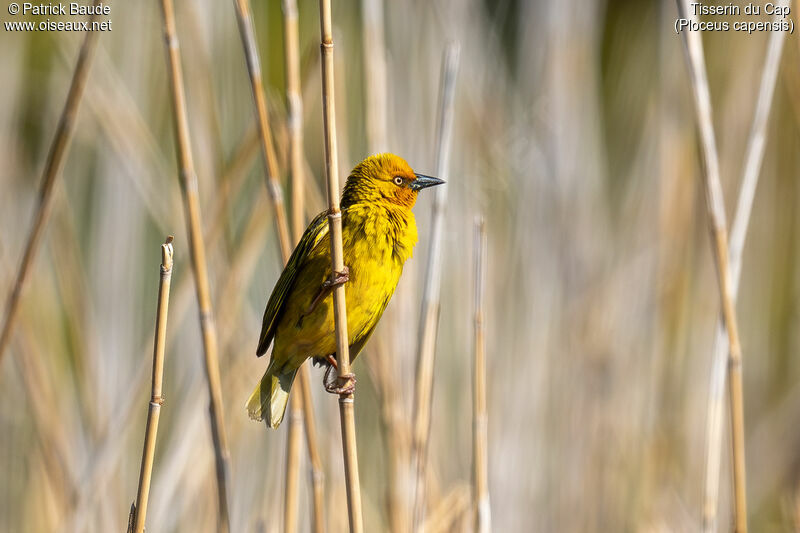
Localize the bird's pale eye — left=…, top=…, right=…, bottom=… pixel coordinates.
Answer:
left=393, top=176, right=404, bottom=186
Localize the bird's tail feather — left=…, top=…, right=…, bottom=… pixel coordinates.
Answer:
left=246, top=364, right=297, bottom=428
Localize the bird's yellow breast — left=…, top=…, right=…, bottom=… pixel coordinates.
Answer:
left=271, top=203, right=417, bottom=369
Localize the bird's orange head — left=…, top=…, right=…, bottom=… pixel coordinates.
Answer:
left=341, top=153, right=444, bottom=209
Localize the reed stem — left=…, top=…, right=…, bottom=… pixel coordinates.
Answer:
left=0, top=0, right=103, bottom=365
left=702, top=14, right=786, bottom=533
left=157, top=1, right=231, bottom=530
left=129, top=237, right=174, bottom=533
left=361, top=0, right=388, bottom=154
left=282, top=0, right=327, bottom=530
left=282, top=1, right=304, bottom=529
left=676, top=2, right=748, bottom=531
left=411, top=43, right=460, bottom=533
left=317, top=1, right=363, bottom=531
left=231, top=0, right=329, bottom=528
left=472, top=219, right=491, bottom=533
left=231, top=0, right=292, bottom=261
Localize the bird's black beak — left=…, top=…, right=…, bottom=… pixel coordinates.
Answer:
left=410, top=173, right=445, bottom=191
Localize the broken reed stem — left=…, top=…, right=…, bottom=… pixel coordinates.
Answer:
left=0, top=0, right=103, bottom=365
left=411, top=43, right=460, bottom=533
left=702, top=11, right=786, bottom=533
left=129, top=236, right=174, bottom=533
left=231, top=0, right=292, bottom=262
left=318, top=1, right=364, bottom=531
left=676, top=2, right=747, bottom=531
left=282, top=0, right=327, bottom=531
left=157, top=1, right=231, bottom=531
left=472, top=219, right=491, bottom=533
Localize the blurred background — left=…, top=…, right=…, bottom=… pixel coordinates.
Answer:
left=1, top=0, right=799, bottom=531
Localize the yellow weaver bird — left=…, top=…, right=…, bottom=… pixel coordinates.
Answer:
left=247, top=153, right=444, bottom=428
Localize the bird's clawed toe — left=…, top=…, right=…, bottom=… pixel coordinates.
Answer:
left=325, top=373, right=356, bottom=395
left=323, top=265, right=350, bottom=289
left=323, top=361, right=356, bottom=395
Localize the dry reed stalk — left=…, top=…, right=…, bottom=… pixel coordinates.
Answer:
left=284, top=388, right=303, bottom=533
left=411, top=43, right=460, bottom=533
left=282, top=0, right=327, bottom=530
left=284, top=0, right=306, bottom=247
left=359, top=4, right=408, bottom=529
left=361, top=0, right=389, bottom=154
left=676, top=2, right=748, bottom=531
left=472, top=218, right=491, bottom=533
left=128, top=237, right=174, bottom=533
left=365, top=340, right=411, bottom=533
left=231, top=0, right=292, bottom=261
left=231, top=0, right=327, bottom=528
left=282, top=4, right=305, bottom=532
left=318, top=0, right=364, bottom=531
left=0, top=0, right=103, bottom=365
left=701, top=11, right=787, bottom=533
left=157, top=1, right=232, bottom=530
left=297, top=364, right=325, bottom=532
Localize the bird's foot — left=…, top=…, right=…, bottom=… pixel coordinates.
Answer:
left=297, top=267, right=351, bottom=328
left=323, top=360, right=356, bottom=395
left=323, top=265, right=350, bottom=289
left=325, top=373, right=356, bottom=395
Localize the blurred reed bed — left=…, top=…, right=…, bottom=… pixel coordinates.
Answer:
left=1, top=1, right=800, bottom=532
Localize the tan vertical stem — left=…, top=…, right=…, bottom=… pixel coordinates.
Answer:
left=675, top=2, right=748, bottom=531
left=0, top=0, right=103, bottom=365
left=157, top=1, right=231, bottom=530
left=298, top=365, right=325, bottom=532
left=360, top=3, right=404, bottom=529
left=129, top=237, right=174, bottom=533
left=361, top=0, right=388, bottom=154
left=231, top=0, right=292, bottom=261
left=231, top=0, right=327, bottom=528
left=318, top=1, right=364, bottom=531
left=284, top=0, right=305, bottom=246
left=702, top=9, right=786, bottom=532
left=472, top=219, right=491, bottom=533
left=280, top=0, right=303, bottom=529
left=411, top=43, right=460, bottom=533
left=282, top=0, right=327, bottom=531
left=284, top=394, right=303, bottom=533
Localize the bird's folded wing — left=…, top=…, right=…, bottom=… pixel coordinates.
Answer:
left=256, top=211, right=330, bottom=356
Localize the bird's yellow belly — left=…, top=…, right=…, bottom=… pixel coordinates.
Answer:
left=272, top=243, right=403, bottom=370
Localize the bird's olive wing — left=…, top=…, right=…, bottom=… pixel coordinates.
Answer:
left=256, top=211, right=330, bottom=356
